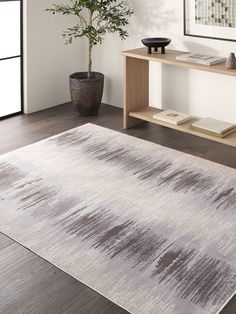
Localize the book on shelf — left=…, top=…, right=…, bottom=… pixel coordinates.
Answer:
left=191, top=126, right=236, bottom=138
left=176, top=53, right=226, bottom=66
left=153, top=110, right=192, bottom=125
left=191, top=118, right=236, bottom=138
left=192, top=118, right=235, bottom=134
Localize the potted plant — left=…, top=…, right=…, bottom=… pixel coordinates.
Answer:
left=47, top=0, right=133, bottom=116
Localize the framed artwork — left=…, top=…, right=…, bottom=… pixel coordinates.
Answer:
left=184, top=0, right=236, bottom=42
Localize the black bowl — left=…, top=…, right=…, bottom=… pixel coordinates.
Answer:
left=141, top=37, right=171, bottom=54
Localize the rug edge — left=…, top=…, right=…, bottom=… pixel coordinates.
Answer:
left=2, top=230, right=235, bottom=314
left=216, top=291, right=236, bottom=314
left=0, top=230, right=132, bottom=314
left=0, top=123, right=94, bottom=158
left=1, top=122, right=236, bottom=173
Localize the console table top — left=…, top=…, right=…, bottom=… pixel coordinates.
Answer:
left=122, top=47, right=236, bottom=77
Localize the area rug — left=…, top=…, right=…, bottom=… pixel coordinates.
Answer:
left=0, top=123, right=235, bottom=314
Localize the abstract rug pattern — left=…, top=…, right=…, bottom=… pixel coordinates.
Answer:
left=0, top=123, right=235, bottom=314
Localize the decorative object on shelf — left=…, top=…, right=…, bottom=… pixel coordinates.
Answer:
left=176, top=53, right=226, bottom=66
left=141, top=38, right=171, bottom=54
left=153, top=110, right=192, bottom=125
left=46, top=0, right=133, bottom=116
left=184, top=0, right=236, bottom=42
left=191, top=117, right=236, bottom=138
left=226, top=53, right=236, bottom=69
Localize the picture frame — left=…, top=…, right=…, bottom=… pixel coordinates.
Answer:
left=184, top=0, right=236, bottom=42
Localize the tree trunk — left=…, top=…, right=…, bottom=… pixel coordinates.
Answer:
left=88, top=11, right=93, bottom=79
left=88, top=41, right=92, bottom=79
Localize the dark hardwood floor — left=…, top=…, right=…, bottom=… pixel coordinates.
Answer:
left=0, top=103, right=235, bottom=314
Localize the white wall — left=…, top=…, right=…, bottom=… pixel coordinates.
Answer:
left=24, top=0, right=236, bottom=122
left=91, top=0, right=236, bottom=123
left=24, top=0, right=86, bottom=113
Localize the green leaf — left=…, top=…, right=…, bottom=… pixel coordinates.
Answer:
left=46, top=0, right=134, bottom=75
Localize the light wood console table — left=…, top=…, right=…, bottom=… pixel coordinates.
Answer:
left=122, top=47, right=236, bottom=148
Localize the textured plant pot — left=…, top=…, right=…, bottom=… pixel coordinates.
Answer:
left=69, top=72, right=104, bottom=116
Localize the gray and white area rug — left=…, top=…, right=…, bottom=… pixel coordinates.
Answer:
left=0, top=123, right=235, bottom=314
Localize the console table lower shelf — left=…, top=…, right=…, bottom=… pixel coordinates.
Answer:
left=129, top=106, right=236, bottom=148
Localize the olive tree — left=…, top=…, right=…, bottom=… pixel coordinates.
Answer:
left=46, top=0, right=134, bottom=78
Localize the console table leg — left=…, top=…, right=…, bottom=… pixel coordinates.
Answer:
left=123, top=56, right=149, bottom=129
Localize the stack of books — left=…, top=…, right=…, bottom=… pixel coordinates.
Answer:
left=191, top=118, right=236, bottom=138
left=176, top=53, right=226, bottom=66
left=153, top=110, right=192, bottom=125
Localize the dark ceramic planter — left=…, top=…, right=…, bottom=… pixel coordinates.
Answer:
left=69, top=72, right=104, bottom=116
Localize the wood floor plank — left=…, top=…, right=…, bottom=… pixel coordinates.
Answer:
left=0, top=103, right=235, bottom=313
